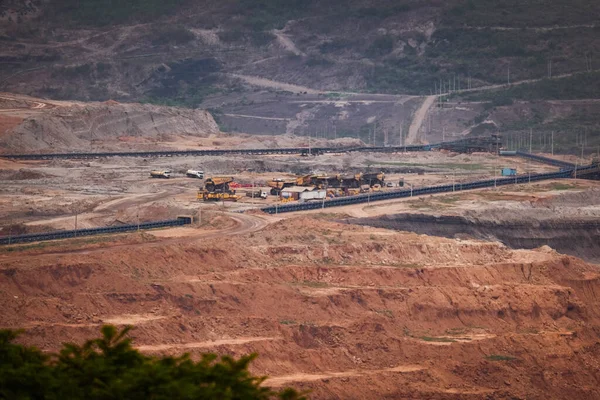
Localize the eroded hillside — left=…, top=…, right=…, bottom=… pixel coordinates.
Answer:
left=1, top=216, right=600, bottom=399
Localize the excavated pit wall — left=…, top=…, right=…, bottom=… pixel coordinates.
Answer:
left=347, top=213, right=600, bottom=263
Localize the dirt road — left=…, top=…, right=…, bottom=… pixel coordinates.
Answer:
left=407, top=96, right=435, bottom=144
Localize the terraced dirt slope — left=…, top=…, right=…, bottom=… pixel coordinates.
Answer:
left=0, top=94, right=219, bottom=153
left=1, top=217, right=600, bottom=399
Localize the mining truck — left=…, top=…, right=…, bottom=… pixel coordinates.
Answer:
left=150, top=170, right=171, bottom=179
left=204, top=176, right=234, bottom=192
left=267, top=178, right=297, bottom=195
left=362, top=172, right=385, bottom=187
left=198, top=176, right=241, bottom=202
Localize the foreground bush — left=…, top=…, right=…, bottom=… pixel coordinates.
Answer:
left=0, top=325, right=306, bottom=400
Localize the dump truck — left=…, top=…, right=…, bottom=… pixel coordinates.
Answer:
left=267, top=178, right=297, bottom=195
left=197, top=176, right=241, bottom=202
left=340, top=173, right=362, bottom=188
left=150, top=170, right=171, bottom=179
left=204, top=176, right=234, bottom=192
left=362, top=172, right=385, bottom=186
left=308, top=174, right=340, bottom=189
left=186, top=169, right=204, bottom=179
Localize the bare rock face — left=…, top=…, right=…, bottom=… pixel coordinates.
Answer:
left=0, top=101, right=219, bottom=153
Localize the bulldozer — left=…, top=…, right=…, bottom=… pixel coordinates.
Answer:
left=198, top=176, right=241, bottom=202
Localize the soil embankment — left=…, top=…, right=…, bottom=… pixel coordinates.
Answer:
left=2, top=217, right=600, bottom=399
left=0, top=95, right=219, bottom=153
left=348, top=213, right=600, bottom=262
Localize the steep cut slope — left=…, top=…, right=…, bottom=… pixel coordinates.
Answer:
left=0, top=94, right=218, bottom=153
left=1, top=217, right=600, bottom=399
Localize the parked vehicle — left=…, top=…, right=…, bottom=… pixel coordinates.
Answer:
left=186, top=169, right=204, bottom=179
left=150, top=170, right=171, bottom=179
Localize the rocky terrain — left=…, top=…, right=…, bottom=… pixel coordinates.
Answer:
left=0, top=1, right=598, bottom=149
left=0, top=93, right=219, bottom=153
left=2, top=216, right=600, bottom=399
left=1, top=2, right=599, bottom=398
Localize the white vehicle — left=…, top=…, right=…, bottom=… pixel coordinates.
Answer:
left=150, top=170, right=171, bottom=179
left=186, top=169, right=204, bottom=179
left=246, top=189, right=269, bottom=199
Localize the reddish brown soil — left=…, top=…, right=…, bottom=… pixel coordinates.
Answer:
left=0, top=115, right=23, bottom=136
left=1, top=217, right=600, bottom=399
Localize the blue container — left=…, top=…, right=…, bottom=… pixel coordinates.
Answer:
left=501, top=168, right=517, bottom=176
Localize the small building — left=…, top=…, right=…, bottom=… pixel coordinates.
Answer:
left=300, top=189, right=327, bottom=202
left=281, top=186, right=315, bottom=201
left=501, top=168, right=517, bottom=176
left=281, top=186, right=326, bottom=201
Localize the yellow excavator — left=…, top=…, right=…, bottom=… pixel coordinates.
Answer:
left=197, top=176, right=241, bottom=202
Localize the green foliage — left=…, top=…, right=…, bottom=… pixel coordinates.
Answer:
left=0, top=325, right=306, bottom=400
left=464, top=71, right=600, bottom=102
left=236, top=0, right=317, bottom=30
left=366, top=35, right=394, bottom=58
left=364, top=57, right=442, bottom=94
left=318, top=39, right=352, bottom=54
left=49, top=0, right=189, bottom=26
left=353, top=5, right=411, bottom=19
left=59, top=64, right=93, bottom=79
left=305, top=55, right=333, bottom=67
left=147, top=24, right=195, bottom=46
left=445, top=0, right=600, bottom=27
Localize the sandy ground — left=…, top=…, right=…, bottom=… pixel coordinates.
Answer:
left=2, top=93, right=600, bottom=398
left=2, top=215, right=600, bottom=399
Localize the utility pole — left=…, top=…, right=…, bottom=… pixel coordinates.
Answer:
left=452, top=170, right=456, bottom=192
left=137, top=205, right=140, bottom=232
left=373, top=121, right=377, bottom=147
left=529, top=128, right=532, bottom=153
left=507, top=63, right=511, bottom=85
left=74, top=213, right=78, bottom=237
left=551, top=131, right=554, bottom=156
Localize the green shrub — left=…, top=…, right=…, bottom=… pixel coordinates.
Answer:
left=49, top=0, right=189, bottom=26
left=366, top=35, right=394, bottom=58
left=0, top=325, right=306, bottom=399
left=148, top=24, right=195, bottom=46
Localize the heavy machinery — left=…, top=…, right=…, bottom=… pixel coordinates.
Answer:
left=267, top=171, right=385, bottom=194
left=199, top=191, right=241, bottom=202
left=246, top=189, right=269, bottom=199
left=204, top=176, right=234, bottom=192
left=340, top=173, right=362, bottom=188
left=198, top=176, right=241, bottom=202
left=308, top=174, right=341, bottom=189
left=267, top=178, right=297, bottom=195
left=186, top=169, right=204, bottom=179
left=362, top=172, right=385, bottom=187
left=150, top=170, right=171, bottom=179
